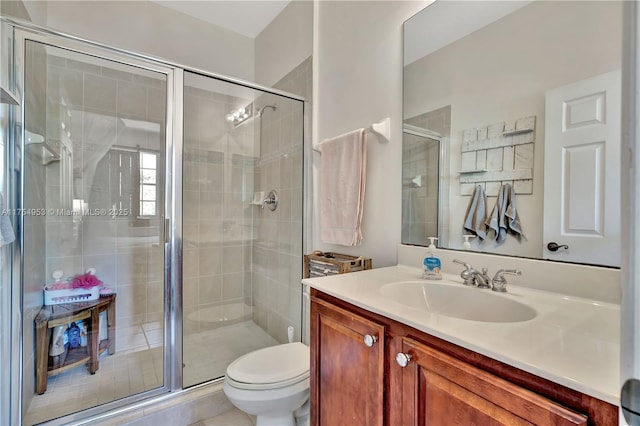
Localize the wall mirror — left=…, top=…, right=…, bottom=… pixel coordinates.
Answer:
left=402, top=0, right=622, bottom=267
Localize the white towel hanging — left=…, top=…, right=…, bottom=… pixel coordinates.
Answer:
left=318, top=129, right=367, bottom=246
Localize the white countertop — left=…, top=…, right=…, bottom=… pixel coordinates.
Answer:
left=303, top=265, right=620, bottom=406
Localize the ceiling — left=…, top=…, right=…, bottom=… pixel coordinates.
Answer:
left=151, top=0, right=291, bottom=38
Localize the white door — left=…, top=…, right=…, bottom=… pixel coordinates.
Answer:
left=543, top=69, right=621, bottom=267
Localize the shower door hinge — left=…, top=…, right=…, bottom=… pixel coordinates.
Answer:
left=165, top=218, right=171, bottom=243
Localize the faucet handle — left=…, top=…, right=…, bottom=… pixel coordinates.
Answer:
left=476, top=267, right=491, bottom=289
left=453, top=259, right=476, bottom=286
left=491, top=269, right=522, bottom=292
left=453, top=259, right=472, bottom=270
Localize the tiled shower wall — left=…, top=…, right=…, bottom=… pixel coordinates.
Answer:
left=252, top=57, right=309, bottom=344
left=403, top=106, right=450, bottom=247
left=401, top=133, right=439, bottom=246
left=182, top=84, right=256, bottom=335
left=42, top=54, right=167, bottom=331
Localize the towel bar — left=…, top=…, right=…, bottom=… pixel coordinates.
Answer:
left=313, top=117, right=390, bottom=152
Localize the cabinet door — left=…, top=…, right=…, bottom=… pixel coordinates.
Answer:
left=311, top=297, right=385, bottom=426
left=397, top=338, right=587, bottom=426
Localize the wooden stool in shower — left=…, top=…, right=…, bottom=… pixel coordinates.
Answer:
left=34, top=294, right=116, bottom=394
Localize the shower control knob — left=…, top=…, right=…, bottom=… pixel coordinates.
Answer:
left=363, top=334, right=378, bottom=347
left=396, top=352, right=412, bottom=368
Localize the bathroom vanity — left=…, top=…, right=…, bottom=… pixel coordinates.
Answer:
left=305, top=265, right=619, bottom=425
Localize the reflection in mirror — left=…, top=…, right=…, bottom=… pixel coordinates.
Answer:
left=401, top=123, right=449, bottom=247
left=402, top=0, right=622, bottom=267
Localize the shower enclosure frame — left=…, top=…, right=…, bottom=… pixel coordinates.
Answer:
left=2, top=16, right=307, bottom=426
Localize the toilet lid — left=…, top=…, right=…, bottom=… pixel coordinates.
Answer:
left=226, top=342, right=309, bottom=385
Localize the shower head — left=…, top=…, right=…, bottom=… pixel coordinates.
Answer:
left=257, top=104, right=277, bottom=117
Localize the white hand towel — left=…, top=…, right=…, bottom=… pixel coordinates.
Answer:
left=318, top=129, right=366, bottom=246
left=463, top=185, right=487, bottom=240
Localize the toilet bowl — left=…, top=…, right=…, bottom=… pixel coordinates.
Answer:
left=223, top=342, right=310, bottom=426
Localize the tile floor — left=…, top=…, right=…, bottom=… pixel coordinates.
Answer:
left=191, top=408, right=255, bottom=426
left=24, top=319, right=275, bottom=425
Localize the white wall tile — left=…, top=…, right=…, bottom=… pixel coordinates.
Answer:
left=461, top=151, right=477, bottom=171
left=486, top=148, right=503, bottom=170
left=460, top=183, right=477, bottom=196
left=486, top=181, right=502, bottom=196
left=476, top=150, right=487, bottom=170
left=503, top=146, right=515, bottom=170
left=487, top=122, right=504, bottom=139
left=514, top=179, right=534, bottom=194
left=516, top=115, right=536, bottom=131
left=515, top=143, right=534, bottom=169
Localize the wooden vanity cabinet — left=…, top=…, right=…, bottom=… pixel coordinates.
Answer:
left=399, top=337, right=587, bottom=425
left=310, top=289, right=618, bottom=426
left=311, top=297, right=385, bottom=425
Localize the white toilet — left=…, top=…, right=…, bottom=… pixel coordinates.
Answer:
left=223, top=342, right=310, bottom=426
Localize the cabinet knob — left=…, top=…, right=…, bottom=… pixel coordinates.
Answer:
left=363, top=334, right=378, bottom=347
left=396, top=352, right=412, bottom=367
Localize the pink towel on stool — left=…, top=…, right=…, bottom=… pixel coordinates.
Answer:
left=318, top=129, right=367, bottom=246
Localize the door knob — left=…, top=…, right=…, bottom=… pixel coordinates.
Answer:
left=396, top=352, right=412, bottom=367
left=363, top=334, right=378, bottom=347
left=621, top=379, right=640, bottom=424
left=547, top=242, right=569, bottom=252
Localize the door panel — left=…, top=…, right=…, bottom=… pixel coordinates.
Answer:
left=543, top=70, right=621, bottom=266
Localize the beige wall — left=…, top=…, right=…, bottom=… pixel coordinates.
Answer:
left=255, top=0, right=313, bottom=88
left=40, top=1, right=255, bottom=81
left=0, top=0, right=38, bottom=21
left=314, top=1, right=428, bottom=267
left=404, top=1, right=622, bottom=258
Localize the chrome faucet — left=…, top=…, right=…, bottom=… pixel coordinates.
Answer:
left=491, top=269, right=522, bottom=292
left=452, top=259, right=491, bottom=288
left=476, top=268, right=491, bottom=289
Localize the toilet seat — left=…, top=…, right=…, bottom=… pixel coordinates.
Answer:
left=225, top=342, right=310, bottom=390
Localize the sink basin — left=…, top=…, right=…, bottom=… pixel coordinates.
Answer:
left=379, top=281, right=536, bottom=323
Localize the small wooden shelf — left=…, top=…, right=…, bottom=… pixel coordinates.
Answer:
left=35, top=295, right=116, bottom=394
left=48, top=347, right=90, bottom=376
left=457, top=169, right=487, bottom=174
left=502, top=128, right=533, bottom=136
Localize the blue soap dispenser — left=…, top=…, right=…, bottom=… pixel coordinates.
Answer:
left=422, top=237, right=442, bottom=280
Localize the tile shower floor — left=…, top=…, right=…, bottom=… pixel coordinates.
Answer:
left=183, top=321, right=277, bottom=387
left=24, top=320, right=275, bottom=425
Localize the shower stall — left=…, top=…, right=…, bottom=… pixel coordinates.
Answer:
left=1, top=18, right=306, bottom=425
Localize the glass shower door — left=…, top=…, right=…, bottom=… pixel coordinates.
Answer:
left=182, top=71, right=304, bottom=388
left=20, top=38, right=171, bottom=424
